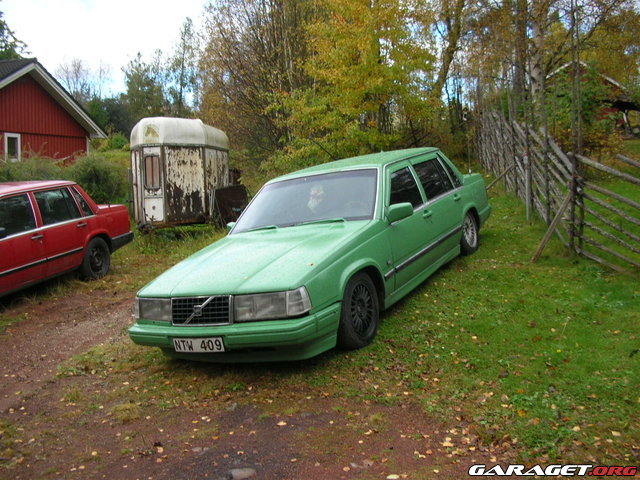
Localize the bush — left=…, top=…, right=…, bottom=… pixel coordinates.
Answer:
left=66, top=154, right=128, bottom=204
left=90, top=132, right=130, bottom=152
left=0, top=156, right=64, bottom=182
left=108, top=133, right=129, bottom=151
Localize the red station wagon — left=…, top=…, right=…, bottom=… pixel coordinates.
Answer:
left=0, top=180, right=133, bottom=297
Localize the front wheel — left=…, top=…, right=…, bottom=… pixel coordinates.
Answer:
left=80, top=237, right=111, bottom=280
left=460, top=212, right=479, bottom=255
left=337, top=272, right=379, bottom=349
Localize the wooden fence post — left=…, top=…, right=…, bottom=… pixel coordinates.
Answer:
left=531, top=192, right=572, bottom=263
left=524, top=154, right=532, bottom=223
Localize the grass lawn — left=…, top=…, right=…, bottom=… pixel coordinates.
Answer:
left=43, top=183, right=639, bottom=466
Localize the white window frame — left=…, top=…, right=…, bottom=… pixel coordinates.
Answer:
left=4, top=133, right=21, bottom=162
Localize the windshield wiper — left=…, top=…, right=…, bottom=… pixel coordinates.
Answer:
left=246, top=224, right=279, bottom=232
left=297, top=217, right=346, bottom=226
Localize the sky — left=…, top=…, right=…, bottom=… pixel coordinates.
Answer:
left=2, top=0, right=207, bottom=95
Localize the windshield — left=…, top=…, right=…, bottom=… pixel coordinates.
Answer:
left=233, top=169, right=378, bottom=233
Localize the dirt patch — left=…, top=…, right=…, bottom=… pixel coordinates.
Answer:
left=0, top=290, right=134, bottom=413
left=1, top=289, right=507, bottom=479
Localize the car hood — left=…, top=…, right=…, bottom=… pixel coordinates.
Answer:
left=138, top=221, right=371, bottom=297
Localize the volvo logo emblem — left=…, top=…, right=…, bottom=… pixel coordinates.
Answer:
left=193, top=305, right=203, bottom=317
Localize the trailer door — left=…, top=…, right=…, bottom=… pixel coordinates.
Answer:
left=141, top=147, right=165, bottom=223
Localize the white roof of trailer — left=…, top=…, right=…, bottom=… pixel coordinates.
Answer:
left=130, top=117, right=229, bottom=149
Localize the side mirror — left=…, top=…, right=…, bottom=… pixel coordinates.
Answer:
left=0, top=227, right=6, bottom=239
left=387, top=203, right=413, bottom=224
left=226, top=222, right=236, bottom=232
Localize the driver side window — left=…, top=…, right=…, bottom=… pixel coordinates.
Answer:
left=0, top=194, right=36, bottom=237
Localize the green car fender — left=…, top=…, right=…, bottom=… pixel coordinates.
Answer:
left=304, top=257, right=386, bottom=311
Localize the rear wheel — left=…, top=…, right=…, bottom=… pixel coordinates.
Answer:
left=80, top=237, right=111, bottom=280
left=460, top=212, right=479, bottom=255
left=337, top=272, right=379, bottom=349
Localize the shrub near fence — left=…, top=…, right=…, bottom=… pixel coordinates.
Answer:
left=476, top=111, right=640, bottom=273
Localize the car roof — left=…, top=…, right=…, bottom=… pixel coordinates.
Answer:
left=0, top=180, right=76, bottom=197
left=271, top=147, right=440, bottom=183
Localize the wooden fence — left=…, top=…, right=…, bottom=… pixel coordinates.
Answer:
left=476, top=111, right=640, bottom=274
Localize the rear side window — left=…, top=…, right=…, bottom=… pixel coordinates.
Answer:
left=34, top=188, right=81, bottom=226
left=0, top=194, right=36, bottom=236
left=390, top=167, right=423, bottom=208
left=439, top=155, right=462, bottom=188
left=71, top=187, right=94, bottom=216
left=413, top=160, right=453, bottom=200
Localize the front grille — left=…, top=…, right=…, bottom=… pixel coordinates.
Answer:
left=172, top=296, right=232, bottom=326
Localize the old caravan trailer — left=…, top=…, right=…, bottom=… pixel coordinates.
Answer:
left=130, top=117, right=230, bottom=230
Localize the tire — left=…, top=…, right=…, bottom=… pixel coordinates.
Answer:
left=460, top=212, right=479, bottom=255
left=80, top=237, right=111, bottom=280
left=337, top=272, right=379, bottom=349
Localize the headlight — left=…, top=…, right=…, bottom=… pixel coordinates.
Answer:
left=136, top=297, right=171, bottom=322
left=234, top=287, right=311, bottom=322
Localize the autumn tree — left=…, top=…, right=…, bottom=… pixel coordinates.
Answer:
left=122, top=51, right=167, bottom=125
left=581, top=8, right=640, bottom=84
left=466, top=0, right=633, bottom=111
left=198, top=0, right=312, bottom=169
left=263, top=0, right=438, bottom=174
left=166, top=17, right=199, bottom=117
left=0, top=10, right=26, bottom=60
left=431, top=0, right=469, bottom=100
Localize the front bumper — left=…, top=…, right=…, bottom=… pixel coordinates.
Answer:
left=128, top=302, right=341, bottom=362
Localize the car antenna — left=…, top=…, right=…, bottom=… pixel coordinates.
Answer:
left=310, top=138, right=338, bottom=161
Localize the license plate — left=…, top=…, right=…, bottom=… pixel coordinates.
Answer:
left=173, top=337, right=225, bottom=353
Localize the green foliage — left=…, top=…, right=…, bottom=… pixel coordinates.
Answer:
left=166, top=17, right=198, bottom=117
left=0, top=11, right=27, bottom=60
left=104, top=133, right=127, bottom=151
left=66, top=154, right=128, bottom=204
left=546, top=64, right=623, bottom=155
left=0, top=156, right=64, bottom=182
left=90, top=133, right=129, bottom=153
left=583, top=8, right=640, bottom=85
left=123, top=51, right=167, bottom=123
left=87, top=95, right=135, bottom=136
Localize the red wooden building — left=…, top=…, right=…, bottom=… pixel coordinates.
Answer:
left=0, top=58, right=106, bottom=162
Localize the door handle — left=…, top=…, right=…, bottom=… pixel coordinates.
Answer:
left=77, top=222, right=88, bottom=228
left=31, top=234, right=43, bottom=241
left=453, top=193, right=461, bottom=201
left=423, top=210, right=433, bottom=219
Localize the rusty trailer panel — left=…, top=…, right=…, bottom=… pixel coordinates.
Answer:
left=164, top=146, right=205, bottom=224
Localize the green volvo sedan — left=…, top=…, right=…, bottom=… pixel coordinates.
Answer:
left=129, top=148, right=491, bottom=362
